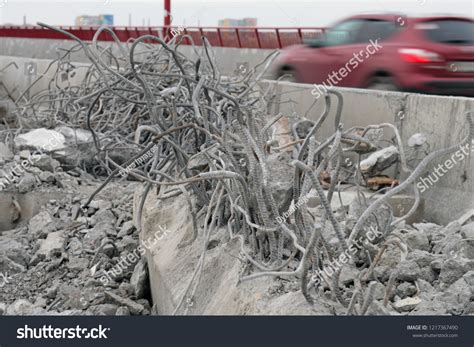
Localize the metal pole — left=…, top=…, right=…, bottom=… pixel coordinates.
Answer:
left=164, top=0, right=171, bottom=39
left=164, top=0, right=171, bottom=26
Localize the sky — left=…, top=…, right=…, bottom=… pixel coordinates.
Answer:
left=0, top=0, right=472, bottom=27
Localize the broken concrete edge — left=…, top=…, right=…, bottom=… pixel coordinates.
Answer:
left=133, top=186, right=334, bottom=315
left=260, top=80, right=474, bottom=225
left=134, top=183, right=474, bottom=315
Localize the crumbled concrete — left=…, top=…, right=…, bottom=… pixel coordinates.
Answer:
left=115, top=306, right=130, bottom=315
left=105, top=292, right=145, bottom=315
left=30, top=231, right=65, bottom=265
left=396, top=282, right=417, bottom=299
left=408, top=133, right=427, bottom=147
left=18, top=173, right=36, bottom=193
left=130, top=258, right=149, bottom=299
left=0, top=255, right=25, bottom=274
left=461, top=222, right=474, bottom=240
left=38, top=171, right=56, bottom=183
left=55, top=126, right=93, bottom=145
left=396, top=260, right=421, bottom=282
left=32, top=155, right=60, bottom=172
left=404, top=229, right=430, bottom=251
left=6, top=299, right=48, bottom=315
left=0, top=142, right=13, bottom=161
left=393, top=297, right=421, bottom=312
left=439, top=258, right=470, bottom=285
left=360, top=145, right=399, bottom=173
left=88, top=303, right=118, bottom=316
left=118, top=220, right=135, bottom=237
left=28, top=211, right=54, bottom=238
left=0, top=99, right=15, bottom=122
left=83, top=226, right=107, bottom=250
left=0, top=157, right=151, bottom=315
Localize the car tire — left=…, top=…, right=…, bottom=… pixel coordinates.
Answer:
left=366, top=76, right=398, bottom=91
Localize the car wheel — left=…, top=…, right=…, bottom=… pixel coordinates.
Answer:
left=366, top=76, right=398, bottom=91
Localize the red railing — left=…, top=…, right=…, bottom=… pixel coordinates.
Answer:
left=0, top=25, right=327, bottom=49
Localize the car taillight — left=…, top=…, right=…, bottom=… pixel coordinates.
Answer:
left=398, top=48, right=443, bottom=63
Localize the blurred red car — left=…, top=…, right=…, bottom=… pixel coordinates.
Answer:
left=274, top=14, right=474, bottom=96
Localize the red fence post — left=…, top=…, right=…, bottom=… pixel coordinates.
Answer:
left=255, top=28, right=261, bottom=49
left=235, top=28, right=241, bottom=48
left=199, top=27, right=204, bottom=45
left=217, top=28, right=223, bottom=47
left=276, top=28, right=282, bottom=49
left=183, top=27, right=189, bottom=45
left=164, top=0, right=171, bottom=39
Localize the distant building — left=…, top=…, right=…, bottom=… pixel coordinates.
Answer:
left=75, top=14, right=114, bottom=26
left=218, top=18, right=257, bottom=27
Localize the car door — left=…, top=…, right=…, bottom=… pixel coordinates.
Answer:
left=297, top=19, right=367, bottom=86
left=301, top=19, right=395, bottom=88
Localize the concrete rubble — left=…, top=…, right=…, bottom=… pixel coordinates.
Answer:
left=0, top=134, right=151, bottom=314
left=0, top=113, right=471, bottom=316
left=0, top=23, right=473, bottom=317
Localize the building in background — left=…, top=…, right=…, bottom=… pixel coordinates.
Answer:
left=218, top=18, right=257, bottom=27
left=75, top=14, right=114, bottom=26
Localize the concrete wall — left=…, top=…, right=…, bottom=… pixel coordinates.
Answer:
left=1, top=51, right=473, bottom=224
left=263, top=81, right=474, bottom=224
left=0, top=55, right=90, bottom=99
left=0, top=37, right=274, bottom=76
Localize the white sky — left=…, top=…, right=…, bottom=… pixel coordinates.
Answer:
left=0, top=0, right=472, bottom=26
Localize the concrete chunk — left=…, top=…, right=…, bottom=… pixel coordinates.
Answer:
left=360, top=146, right=399, bottom=173
left=15, top=128, right=66, bottom=152
left=105, top=291, right=144, bottom=315
left=393, top=297, right=421, bottom=312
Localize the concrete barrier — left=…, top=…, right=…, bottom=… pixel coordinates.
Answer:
left=0, top=38, right=274, bottom=77
left=262, top=80, right=474, bottom=224
left=0, top=55, right=90, bottom=100
left=1, top=52, right=472, bottom=222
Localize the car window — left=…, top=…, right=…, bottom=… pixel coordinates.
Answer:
left=358, top=19, right=399, bottom=42
left=323, top=19, right=365, bottom=46
left=418, top=19, right=474, bottom=45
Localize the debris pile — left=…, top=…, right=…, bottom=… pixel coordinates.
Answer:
left=0, top=172, right=152, bottom=315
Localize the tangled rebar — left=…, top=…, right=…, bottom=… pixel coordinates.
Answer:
left=9, top=23, right=473, bottom=315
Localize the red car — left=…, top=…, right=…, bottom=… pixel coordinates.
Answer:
left=274, top=14, right=474, bottom=97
